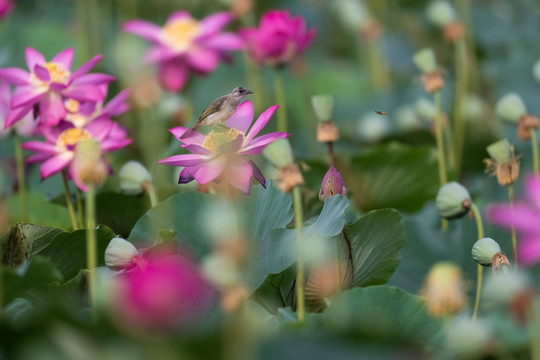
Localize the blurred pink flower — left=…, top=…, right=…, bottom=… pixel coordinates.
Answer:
left=158, top=101, right=289, bottom=194
left=112, top=254, right=215, bottom=331
left=488, top=175, right=540, bottom=265
left=319, top=166, right=347, bottom=201
left=123, top=11, right=243, bottom=92
left=0, top=0, right=13, bottom=19
left=22, top=118, right=131, bottom=190
left=0, top=80, right=37, bottom=137
left=241, top=10, right=315, bottom=67
left=0, top=47, right=114, bottom=128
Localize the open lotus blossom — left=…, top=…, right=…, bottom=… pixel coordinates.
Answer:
left=22, top=118, right=131, bottom=190
left=158, top=101, right=289, bottom=194
left=0, top=80, right=37, bottom=137
left=0, top=47, right=114, bottom=128
left=64, top=84, right=131, bottom=128
left=241, top=10, right=315, bottom=67
left=488, top=175, right=540, bottom=266
left=123, top=11, right=244, bottom=92
left=0, top=0, right=13, bottom=19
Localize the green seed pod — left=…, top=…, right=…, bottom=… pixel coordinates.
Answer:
left=495, top=93, right=526, bottom=122
left=119, top=161, right=152, bottom=196
left=413, top=48, right=437, bottom=74
left=471, top=237, right=501, bottom=266
left=311, top=95, right=335, bottom=122
left=486, top=139, right=512, bottom=164
left=435, top=182, right=471, bottom=219
left=426, top=0, right=457, bottom=28
left=263, top=138, right=294, bottom=168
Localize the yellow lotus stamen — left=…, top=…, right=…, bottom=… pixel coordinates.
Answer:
left=44, top=62, right=71, bottom=84
left=57, top=128, right=92, bottom=150
left=161, top=18, right=201, bottom=51
left=202, top=128, right=244, bottom=153
left=65, top=99, right=80, bottom=113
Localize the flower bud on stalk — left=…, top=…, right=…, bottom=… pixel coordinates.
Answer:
left=263, top=139, right=304, bottom=193
left=484, top=139, right=520, bottom=186
left=414, top=48, right=444, bottom=93
left=73, top=139, right=107, bottom=186
left=119, top=161, right=153, bottom=195
left=319, top=166, right=347, bottom=201
left=436, top=182, right=472, bottom=220
left=471, top=237, right=511, bottom=274
left=312, top=95, right=340, bottom=143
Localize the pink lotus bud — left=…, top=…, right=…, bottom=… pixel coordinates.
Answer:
left=319, top=166, right=347, bottom=201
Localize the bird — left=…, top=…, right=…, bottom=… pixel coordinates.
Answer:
left=179, top=87, right=253, bottom=138
left=375, top=111, right=387, bottom=115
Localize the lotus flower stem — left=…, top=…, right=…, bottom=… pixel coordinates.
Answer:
left=142, top=182, right=159, bottom=208
left=334, top=237, right=342, bottom=293
left=292, top=185, right=305, bottom=322
left=274, top=67, right=288, bottom=133
left=508, top=184, right=518, bottom=268
left=471, top=202, right=484, bottom=320
left=434, top=90, right=449, bottom=230
left=243, top=53, right=264, bottom=114
left=13, top=134, right=28, bottom=222
left=367, top=41, right=390, bottom=92
left=326, top=141, right=335, bottom=167
left=530, top=128, right=540, bottom=174
left=85, top=184, right=98, bottom=322
left=76, top=188, right=85, bottom=228
left=453, top=38, right=468, bottom=175
left=61, top=170, right=79, bottom=230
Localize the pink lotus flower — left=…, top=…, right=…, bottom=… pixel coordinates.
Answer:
left=0, top=47, right=114, bottom=128
left=111, top=253, right=215, bottom=331
left=488, top=175, right=540, bottom=265
left=319, top=166, right=347, bottom=201
left=22, top=118, right=131, bottom=190
left=158, top=101, right=289, bottom=194
left=241, top=10, right=315, bottom=67
left=123, top=11, right=243, bottom=92
left=0, top=0, right=13, bottom=19
left=0, top=80, right=37, bottom=137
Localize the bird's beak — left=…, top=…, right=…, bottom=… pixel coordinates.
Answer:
left=246, top=89, right=254, bottom=94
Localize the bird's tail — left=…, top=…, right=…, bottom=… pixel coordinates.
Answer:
left=179, top=122, right=202, bottom=139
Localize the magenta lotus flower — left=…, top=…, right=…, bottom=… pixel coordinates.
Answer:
left=241, top=10, right=316, bottom=67
left=22, top=118, right=131, bottom=190
left=488, top=175, right=540, bottom=265
left=0, top=80, right=37, bottom=137
left=64, top=84, right=131, bottom=128
left=0, top=0, right=13, bottom=19
left=123, top=11, right=243, bottom=92
left=111, top=253, right=215, bottom=331
left=319, top=166, right=347, bottom=201
left=0, top=47, right=114, bottom=128
left=158, top=101, right=289, bottom=194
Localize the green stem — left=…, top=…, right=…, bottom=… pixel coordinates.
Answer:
left=367, top=39, right=390, bottom=92
left=471, top=202, right=484, bottom=320
left=509, top=184, right=518, bottom=269
left=529, top=303, right=540, bottom=360
left=333, top=237, right=342, bottom=293
left=243, top=52, right=264, bottom=114
left=85, top=185, right=98, bottom=322
left=61, top=171, right=79, bottom=230
left=88, top=0, right=101, bottom=55
left=14, top=134, right=28, bottom=222
left=292, top=185, right=305, bottom=322
left=274, top=67, right=288, bottom=133
left=530, top=128, right=540, bottom=175
left=434, top=91, right=448, bottom=230
left=143, top=181, right=159, bottom=208
left=76, top=188, right=85, bottom=229
left=453, top=38, right=468, bottom=175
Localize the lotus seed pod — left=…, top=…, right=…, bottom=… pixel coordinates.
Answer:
left=415, top=97, right=437, bottom=121
left=332, top=0, right=372, bottom=32
left=486, top=139, right=512, bottom=164
left=356, top=112, right=389, bottom=142
left=435, top=182, right=472, bottom=219
left=263, top=138, right=294, bottom=168
left=472, top=237, right=501, bottom=266
left=73, top=139, right=107, bottom=186
left=202, top=253, right=241, bottom=287
left=464, top=94, right=484, bottom=122
left=533, top=59, right=540, bottom=83
left=105, top=236, right=140, bottom=269
left=419, top=262, right=467, bottom=317
left=413, top=48, right=437, bottom=74
left=495, top=93, right=526, bottom=122
left=446, top=317, right=492, bottom=359
left=426, top=0, right=457, bottom=28
left=119, top=161, right=153, bottom=196
left=311, top=95, right=335, bottom=122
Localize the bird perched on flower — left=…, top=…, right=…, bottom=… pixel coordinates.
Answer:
left=180, top=86, right=253, bottom=138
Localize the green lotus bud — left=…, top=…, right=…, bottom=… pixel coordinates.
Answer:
left=119, top=161, right=152, bottom=195
left=415, top=97, right=436, bottom=120
left=105, top=236, right=140, bottom=270
left=495, top=93, right=526, bottom=122
left=263, top=138, right=294, bottom=168
left=472, top=237, right=501, bottom=266
left=332, top=0, right=372, bottom=32
left=356, top=112, right=389, bottom=142
left=486, top=139, right=512, bottom=164
left=533, top=59, right=540, bottom=83
left=435, top=182, right=472, bottom=219
left=413, top=48, right=437, bottom=74
left=446, top=317, right=491, bottom=359
left=464, top=94, right=484, bottom=122
left=426, top=0, right=457, bottom=28
left=311, top=95, right=335, bottom=122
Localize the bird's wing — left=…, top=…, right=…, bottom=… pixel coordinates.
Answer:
left=199, top=96, right=227, bottom=123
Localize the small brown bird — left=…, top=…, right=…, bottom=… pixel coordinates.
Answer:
left=375, top=111, right=387, bottom=115
left=180, top=87, right=253, bottom=138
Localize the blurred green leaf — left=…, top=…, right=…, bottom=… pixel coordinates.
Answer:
left=96, top=191, right=149, bottom=237
left=250, top=265, right=297, bottom=314
left=7, top=192, right=72, bottom=230
left=3, top=298, right=34, bottom=330
left=348, top=142, right=439, bottom=213
left=324, top=286, right=443, bottom=349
